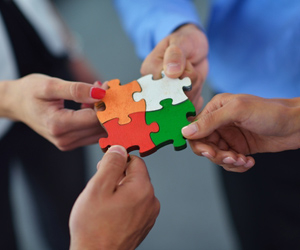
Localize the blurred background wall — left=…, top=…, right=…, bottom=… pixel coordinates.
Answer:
left=12, top=1, right=241, bottom=249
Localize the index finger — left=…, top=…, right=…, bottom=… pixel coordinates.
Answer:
left=40, top=77, right=105, bottom=103
left=126, top=156, right=150, bottom=181
left=117, top=155, right=151, bottom=191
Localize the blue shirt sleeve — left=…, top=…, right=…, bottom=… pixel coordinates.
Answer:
left=113, top=0, right=202, bottom=59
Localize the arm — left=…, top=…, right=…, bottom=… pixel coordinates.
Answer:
left=0, top=74, right=106, bottom=150
left=114, top=0, right=208, bottom=112
left=114, top=0, right=202, bottom=59
left=182, top=93, right=300, bottom=172
left=69, top=145, right=160, bottom=250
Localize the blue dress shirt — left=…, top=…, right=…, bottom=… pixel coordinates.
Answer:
left=114, top=0, right=300, bottom=98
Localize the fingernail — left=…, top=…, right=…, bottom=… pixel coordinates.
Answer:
left=223, top=157, right=236, bottom=164
left=233, top=158, right=246, bottom=166
left=182, top=123, right=198, bottom=137
left=91, top=87, right=106, bottom=99
left=166, top=63, right=181, bottom=75
left=244, top=159, right=254, bottom=168
left=202, top=152, right=213, bottom=159
left=106, top=145, right=127, bottom=158
left=96, top=80, right=102, bottom=86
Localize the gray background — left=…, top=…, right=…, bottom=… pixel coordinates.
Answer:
left=12, top=1, right=240, bottom=249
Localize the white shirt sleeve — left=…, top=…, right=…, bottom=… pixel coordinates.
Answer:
left=0, top=0, right=69, bottom=139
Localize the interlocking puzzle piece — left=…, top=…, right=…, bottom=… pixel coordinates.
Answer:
left=145, top=99, right=196, bottom=150
left=99, top=112, right=159, bottom=157
left=96, top=79, right=146, bottom=125
left=133, top=72, right=192, bottom=112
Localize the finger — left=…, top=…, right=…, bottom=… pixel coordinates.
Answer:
left=188, top=140, right=216, bottom=158
left=81, top=103, right=94, bottom=109
left=163, top=44, right=186, bottom=78
left=190, top=140, right=255, bottom=172
left=53, top=125, right=106, bottom=151
left=182, top=107, right=235, bottom=139
left=117, top=156, right=150, bottom=189
left=48, top=108, right=100, bottom=136
left=81, top=81, right=102, bottom=108
left=221, top=164, right=251, bottom=173
left=94, top=145, right=128, bottom=195
left=40, top=78, right=106, bottom=103
left=93, top=80, right=102, bottom=87
left=200, top=93, right=235, bottom=115
left=140, top=40, right=168, bottom=79
left=221, top=155, right=255, bottom=173
left=126, top=156, right=150, bottom=181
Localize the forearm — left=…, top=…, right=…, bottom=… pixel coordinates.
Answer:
left=113, top=0, right=202, bottom=59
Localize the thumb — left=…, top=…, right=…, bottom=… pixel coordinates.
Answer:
left=163, top=44, right=186, bottom=78
left=94, top=145, right=128, bottom=195
left=182, top=108, right=234, bottom=139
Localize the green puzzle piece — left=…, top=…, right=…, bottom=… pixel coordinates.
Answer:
left=145, top=99, right=196, bottom=150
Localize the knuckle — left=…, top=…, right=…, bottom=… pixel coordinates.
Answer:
left=56, top=144, right=70, bottom=151
left=141, top=183, right=156, bottom=201
left=212, top=93, right=226, bottom=102
left=46, top=120, right=71, bottom=151
left=231, top=97, right=247, bottom=110
left=70, top=83, right=82, bottom=101
left=47, top=120, right=63, bottom=137
left=154, top=198, right=161, bottom=215
left=102, top=153, right=126, bottom=173
left=41, top=78, right=56, bottom=96
left=166, top=45, right=183, bottom=61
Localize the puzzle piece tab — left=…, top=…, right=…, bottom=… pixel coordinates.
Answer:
left=96, top=73, right=195, bottom=157
left=145, top=99, right=196, bottom=150
left=133, top=72, right=192, bottom=112
left=99, top=112, right=159, bottom=157
left=96, top=79, right=146, bottom=125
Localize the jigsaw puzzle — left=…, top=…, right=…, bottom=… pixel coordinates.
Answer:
left=96, top=72, right=196, bottom=156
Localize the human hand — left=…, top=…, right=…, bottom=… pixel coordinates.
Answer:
left=140, top=24, right=209, bottom=113
left=182, top=93, right=300, bottom=172
left=3, top=74, right=106, bottom=150
left=69, top=145, right=160, bottom=250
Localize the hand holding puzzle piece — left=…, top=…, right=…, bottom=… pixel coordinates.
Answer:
left=96, top=72, right=196, bottom=157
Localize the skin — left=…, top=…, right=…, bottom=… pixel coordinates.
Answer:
left=1, top=2, right=104, bottom=151
left=182, top=93, right=300, bottom=172
left=0, top=73, right=106, bottom=151
left=140, top=24, right=209, bottom=113
left=69, top=145, right=160, bottom=250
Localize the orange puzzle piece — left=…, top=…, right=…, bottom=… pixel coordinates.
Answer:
left=96, top=79, right=146, bottom=125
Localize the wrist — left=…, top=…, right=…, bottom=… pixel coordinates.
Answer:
left=284, top=101, right=300, bottom=149
left=0, top=80, right=16, bottom=119
left=70, top=237, right=116, bottom=250
left=288, top=97, right=300, bottom=107
left=173, top=23, right=202, bottom=32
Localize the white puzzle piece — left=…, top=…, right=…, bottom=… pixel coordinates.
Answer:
left=133, top=72, right=192, bottom=111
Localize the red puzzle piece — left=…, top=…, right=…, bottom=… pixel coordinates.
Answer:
left=99, top=112, right=159, bottom=157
